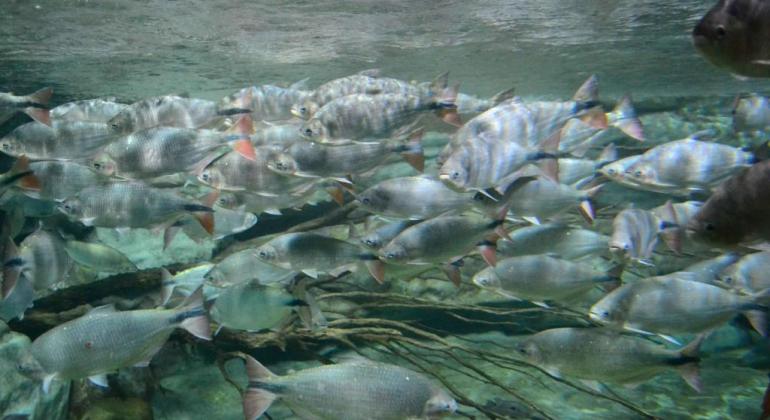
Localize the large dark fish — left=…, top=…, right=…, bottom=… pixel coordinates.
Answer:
left=689, top=160, right=770, bottom=245
left=693, top=0, right=770, bottom=78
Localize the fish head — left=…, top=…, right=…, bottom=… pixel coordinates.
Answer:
left=514, top=338, right=542, bottom=364
left=56, top=197, right=84, bottom=219
left=687, top=205, right=743, bottom=245
left=89, top=153, right=117, bottom=176
left=359, top=233, right=383, bottom=250
left=626, top=164, right=657, bottom=186
left=423, top=390, right=458, bottom=418
left=472, top=268, right=501, bottom=290
left=198, top=167, right=223, bottom=189
left=215, top=192, right=240, bottom=209
left=0, top=134, right=21, bottom=156
left=588, top=297, right=624, bottom=326
left=438, top=157, right=470, bottom=192
left=379, top=242, right=409, bottom=263
left=733, top=94, right=770, bottom=131
left=266, top=153, right=299, bottom=176
left=356, top=187, right=390, bottom=212
left=107, top=111, right=134, bottom=134
left=290, top=100, right=318, bottom=120
left=692, top=0, right=752, bottom=74
left=254, top=243, right=279, bottom=264
left=608, top=236, right=633, bottom=260
left=299, top=119, right=326, bottom=141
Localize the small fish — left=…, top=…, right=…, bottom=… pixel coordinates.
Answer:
left=56, top=182, right=215, bottom=235
left=89, top=123, right=251, bottom=179
left=107, top=95, right=222, bottom=134
left=50, top=98, right=127, bottom=124
left=214, top=190, right=313, bottom=216
left=620, top=135, right=754, bottom=196
left=0, top=87, right=52, bottom=126
left=732, top=93, right=770, bottom=132
left=693, top=0, right=770, bottom=78
left=682, top=252, right=741, bottom=285
left=159, top=263, right=215, bottom=305
left=243, top=355, right=457, bottom=420
left=496, top=223, right=609, bottom=261
left=210, top=281, right=299, bottom=333
left=358, top=219, right=421, bottom=251
left=356, top=176, right=474, bottom=220
left=609, top=208, right=675, bottom=264
left=688, top=160, right=770, bottom=245
left=589, top=273, right=770, bottom=338
left=718, top=251, right=770, bottom=294
left=300, top=87, right=457, bottom=142
left=13, top=229, right=74, bottom=293
left=254, top=232, right=382, bottom=282
left=198, top=148, right=307, bottom=196
left=30, top=288, right=211, bottom=392
left=0, top=271, right=34, bottom=322
left=20, top=160, right=110, bottom=202
left=292, top=70, right=436, bottom=119
left=597, top=154, right=642, bottom=187
left=173, top=204, right=258, bottom=243
left=473, top=255, right=619, bottom=306
left=62, top=240, right=137, bottom=274
left=250, top=121, right=305, bottom=146
left=218, top=84, right=310, bottom=121
left=204, top=249, right=294, bottom=288
left=517, top=327, right=702, bottom=392
left=0, top=121, right=118, bottom=160
left=268, top=129, right=424, bottom=178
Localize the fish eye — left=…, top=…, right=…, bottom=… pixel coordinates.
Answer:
left=633, top=170, right=642, bottom=177
left=364, top=239, right=376, bottom=247
left=303, top=128, right=313, bottom=136
left=623, top=243, right=630, bottom=251
left=607, top=168, right=616, bottom=175
left=451, top=171, right=461, bottom=181
left=92, top=162, right=102, bottom=170
left=300, top=106, right=307, bottom=115
left=723, top=276, right=733, bottom=284
left=200, top=172, right=210, bottom=182
left=715, top=25, right=726, bottom=40
left=386, top=253, right=397, bottom=260
left=258, top=250, right=269, bottom=258
left=360, top=197, right=371, bottom=205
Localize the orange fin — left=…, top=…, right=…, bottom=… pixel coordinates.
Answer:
left=24, top=107, right=51, bottom=127
left=232, top=139, right=256, bottom=161
left=28, top=87, right=53, bottom=106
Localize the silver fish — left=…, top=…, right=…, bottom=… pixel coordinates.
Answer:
left=250, top=121, right=305, bottom=146
left=557, top=96, right=644, bottom=156
left=23, top=160, right=110, bottom=202
left=56, top=182, right=215, bottom=235
left=683, top=253, right=741, bottom=285
left=198, top=148, right=307, bottom=196
left=609, top=208, right=672, bottom=264
left=589, top=273, right=769, bottom=339
left=107, top=95, right=221, bottom=134
left=218, top=84, right=310, bottom=121
left=0, top=121, right=118, bottom=160
left=359, top=219, right=421, bottom=251
left=517, top=327, right=702, bottom=392
left=496, top=223, right=609, bottom=261
left=211, top=281, right=298, bottom=333
left=718, top=251, right=770, bottom=294
left=30, top=288, right=211, bottom=392
left=0, top=87, right=52, bottom=126
left=50, top=99, right=127, bottom=124
left=473, top=255, right=616, bottom=306
left=243, top=356, right=457, bottom=420
left=62, top=240, right=137, bottom=274
left=204, top=249, right=295, bottom=289
left=732, top=93, right=770, bottom=132
left=557, top=143, right=618, bottom=186
left=357, top=176, right=474, bottom=220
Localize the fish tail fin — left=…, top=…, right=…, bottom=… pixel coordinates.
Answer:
left=477, top=237, right=498, bottom=267
left=490, top=87, right=516, bottom=105
left=160, top=267, right=175, bottom=306
left=186, top=191, right=218, bottom=235
left=5, top=155, right=41, bottom=191
left=175, top=287, right=211, bottom=340
left=675, top=334, right=704, bottom=392
left=433, top=83, right=462, bottom=127
left=608, top=95, right=644, bottom=141
left=226, top=115, right=256, bottom=161
left=243, top=355, right=278, bottom=420
left=577, top=184, right=603, bottom=224
left=399, top=128, right=424, bottom=172
left=24, top=107, right=51, bottom=127
left=677, top=362, right=702, bottom=393
left=572, top=75, right=605, bottom=128
left=745, top=309, right=768, bottom=337
left=28, top=87, right=53, bottom=107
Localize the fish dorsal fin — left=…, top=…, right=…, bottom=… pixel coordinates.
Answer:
left=88, top=374, right=109, bottom=388
left=573, top=74, right=599, bottom=102
left=87, top=304, right=117, bottom=315
left=289, top=78, right=309, bottom=91
left=357, top=68, right=381, bottom=78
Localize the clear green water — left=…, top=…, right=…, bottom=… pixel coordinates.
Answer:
left=1, top=1, right=770, bottom=419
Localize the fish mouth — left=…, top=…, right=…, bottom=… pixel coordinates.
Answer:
left=587, top=310, right=606, bottom=323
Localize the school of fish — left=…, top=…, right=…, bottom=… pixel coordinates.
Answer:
left=2, top=53, right=770, bottom=419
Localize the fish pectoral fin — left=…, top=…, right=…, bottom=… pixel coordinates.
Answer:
left=87, top=374, right=109, bottom=388
left=243, top=387, right=278, bottom=420
left=87, top=304, right=117, bottom=315
left=544, top=367, right=562, bottom=379
left=531, top=301, right=550, bottom=308
left=42, top=374, right=56, bottom=394
left=677, top=362, right=703, bottom=393
left=657, top=334, right=682, bottom=346
left=80, top=217, right=97, bottom=227
left=522, top=216, right=541, bottom=225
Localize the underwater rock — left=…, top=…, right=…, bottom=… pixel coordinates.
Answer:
left=0, top=321, right=69, bottom=420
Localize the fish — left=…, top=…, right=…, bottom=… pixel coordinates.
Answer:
left=0, top=121, right=119, bottom=160
left=19, top=160, right=110, bottom=202
left=107, top=95, right=223, bottom=134
left=682, top=252, right=741, bottom=285
left=516, top=327, right=702, bottom=392
left=300, top=87, right=457, bottom=142
left=619, top=134, right=754, bottom=196
left=88, top=122, right=253, bottom=179
left=557, top=95, right=644, bottom=156
left=218, top=84, right=311, bottom=121
left=688, top=160, right=770, bottom=246
left=496, top=223, right=609, bottom=261
left=292, top=70, right=437, bottom=119
left=732, top=93, right=770, bottom=132
left=378, top=213, right=507, bottom=283
left=12, top=229, right=74, bottom=293
left=242, top=355, right=457, bottom=420
left=249, top=121, right=305, bottom=146
left=693, top=0, right=770, bottom=78
left=198, top=147, right=308, bottom=196
left=267, top=129, right=424, bottom=179
left=609, top=208, right=676, bottom=264
left=159, top=263, right=215, bottom=305
left=62, top=240, right=137, bottom=274
left=0, top=87, right=52, bottom=127
left=473, top=255, right=619, bottom=306
left=50, top=98, right=127, bottom=124
left=210, top=281, right=299, bottom=333
left=0, top=272, right=34, bottom=322
left=56, top=182, right=216, bottom=236
left=717, top=251, right=770, bottom=294
left=356, top=176, right=474, bottom=220
left=30, top=288, right=211, bottom=392
left=214, top=190, right=314, bottom=216
left=558, top=143, right=618, bottom=186
left=204, top=248, right=295, bottom=288
left=597, top=154, right=642, bottom=187
left=170, top=203, right=258, bottom=244
left=589, top=273, right=770, bottom=338
left=454, top=88, right=516, bottom=115
left=358, top=219, right=421, bottom=251
left=253, top=232, right=382, bottom=282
